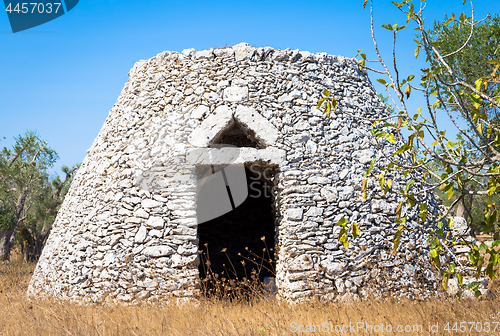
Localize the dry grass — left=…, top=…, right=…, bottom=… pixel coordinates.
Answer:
left=1, top=251, right=500, bottom=336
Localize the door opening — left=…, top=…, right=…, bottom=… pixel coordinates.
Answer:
left=196, top=165, right=276, bottom=297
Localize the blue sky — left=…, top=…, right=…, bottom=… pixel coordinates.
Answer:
left=1, top=0, right=498, bottom=177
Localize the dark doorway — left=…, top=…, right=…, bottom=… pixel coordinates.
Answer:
left=197, top=166, right=276, bottom=296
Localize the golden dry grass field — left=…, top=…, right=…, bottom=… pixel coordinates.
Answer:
left=1, top=251, right=500, bottom=336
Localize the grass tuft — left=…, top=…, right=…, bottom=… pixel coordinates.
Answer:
left=2, top=249, right=500, bottom=335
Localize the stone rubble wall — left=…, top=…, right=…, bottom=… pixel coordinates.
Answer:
left=28, top=43, right=443, bottom=303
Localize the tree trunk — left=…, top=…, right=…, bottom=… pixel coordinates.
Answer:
left=0, top=231, right=13, bottom=261
left=0, top=189, right=28, bottom=261
left=32, top=223, right=52, bottom=260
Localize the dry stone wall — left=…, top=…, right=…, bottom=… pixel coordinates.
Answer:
left=29, top=43, right=444, bottom=303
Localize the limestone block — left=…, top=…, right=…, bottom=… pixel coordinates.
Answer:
left=307, top=176, right=331, bottom=184
left=285, top=208, right=303, bottom=221
left=305, top=140, right=318, bottom=153
left=186, top=147, right=285, bottom=166
left=339, top=186, right=355, bottom=200
left=223, top=86, right=249, bottom=102
left=149, top=229, right=163, bottom=238
left=234, top=105, right=279, bottom=147
left=324, top=263, right=346, bottom=279
left=193, top=49, right=214, bottom=60
left=288, top=255, right=313, bottom=271
left=305, top=207, right=323, bottom=217
left=135, top=225, right=147, bottom=243
left=450, top=216, right=470, bottom=237
left=191, top=105, right=209, bottom=119
left=188, top=105, right=234, bottom=147
left=233, top=42, right=256, bottom=61
left=214, top=48, right=234, bottom=58
left=134, top=209, right=149, bottom=219
left=146, top=216, right=164, bottom=229
left=142, top=246, right=175, bottom=257
left=354, top=148, right=376, bottom=164
left=141, top=199, right=162, bottom=209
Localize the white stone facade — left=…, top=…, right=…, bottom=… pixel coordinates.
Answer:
left=28, top=43, right=443, bottom=303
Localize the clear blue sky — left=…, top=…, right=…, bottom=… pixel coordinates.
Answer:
left=1, top=0, right=498, bottom=177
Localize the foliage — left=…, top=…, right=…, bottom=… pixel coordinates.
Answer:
left=0, top=131, right=78, bottom=261
left=427, top=13, right=500, bottom=116
left=1, top=257, right=499, bottom=334
left=318, top=0, right=500, bottom=299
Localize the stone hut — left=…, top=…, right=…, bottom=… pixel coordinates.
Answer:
left=28, top=43, right=443, bottom=303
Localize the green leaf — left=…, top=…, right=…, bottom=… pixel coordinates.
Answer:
left=487, top=210, right=498, bottom=227
left=444, top=14, right=455, bottom=26
left=406, top=193, right=415, bottom=208
left=338, top=227, right=349, bottom=249
left=386, top=133, right=396, bottom=144
left=444, top=182, right=454, bottom=200
left=448, top=262, right=456, bottom=274
left=382, top=24, right=394, bottom=31
left=352, top=222, right=360, bottom=240
left=414, top=47, right=419, bottom=58
left=446, top=140, right=455, bottom=149
left=477, top=122, right=484, bottom=135
left=393, top=224, right=404, bottom=250
left=442, top=273, right=449, bottom=290
left=364, top=158, right=377, bottom=177
left=457, top=273, right=463, bottom=287
left=395, top=202, right=403, bottom=219
left=337, top=217, right=348, bottom=227
left=361, top=178, right=368, bottom=200
left=316, top=98, right=325, bottom=109
left=418, top=202, right=428, bottom=221
left=404, top=180, right=415, bottom=193
left=378, top=173, right=385, bottom=190
left=393, top=24, right=407, bottom=32
left=404, top=84, right=411, bottom=98
left=488, top=178, right=498, bottom=196
left=394, top=143, right=410, bottom=155
left=377, top=78, right=387, bottom=85
left=322, top=89, right=331, bottom=97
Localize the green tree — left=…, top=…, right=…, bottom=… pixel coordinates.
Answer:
left=428, top=13, right=500, bottom=116
left=319, top=0, right=500, bottom=298
left=0, top=131, right=77, bottom=261
left=21, top=164, right=78, bottom=261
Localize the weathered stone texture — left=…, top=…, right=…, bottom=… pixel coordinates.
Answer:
left=28, top=43, right=443, bottom=304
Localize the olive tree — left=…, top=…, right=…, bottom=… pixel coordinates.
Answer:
left=318, top=0, right=500, bottom=298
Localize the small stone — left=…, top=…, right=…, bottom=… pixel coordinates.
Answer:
left=135, top=225, right=147, bottom=243
left=146, top=216, right=165, bottom=229
left=141, top=199, right=162, bottom=209
left=142, top=245, right=175, bottom=257
left=134, top=209, right=149, bottom=219
left=285, top=208, right=303, bottom=221
left=223, top=86, right=248, bottom=102
left=191, top=105, right=209, bottom=119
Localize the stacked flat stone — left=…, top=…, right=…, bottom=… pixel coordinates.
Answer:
left=28, top=43, right=444, bottom=303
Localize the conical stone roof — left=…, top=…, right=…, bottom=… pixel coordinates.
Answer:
left=28, top=43, right=444, bottom=303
